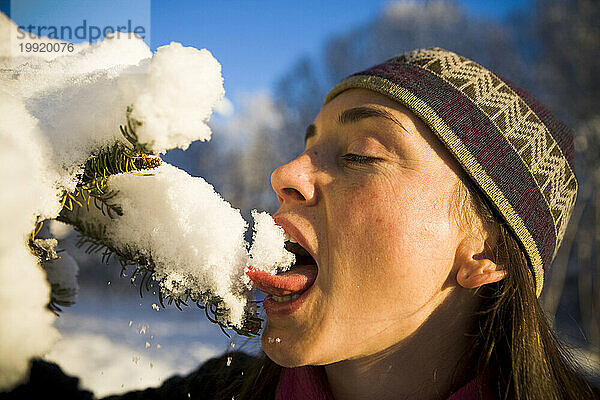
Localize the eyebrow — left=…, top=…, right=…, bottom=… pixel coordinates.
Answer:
left=304, top=106, right=407, bottom=144
left=338, top=106, right=404, bottom=127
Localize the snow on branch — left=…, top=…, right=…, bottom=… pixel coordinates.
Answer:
left=0, top=13, right=292, bottom=390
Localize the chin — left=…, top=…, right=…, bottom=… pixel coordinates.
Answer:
left=261, top=326, right=313, bottom=367
left=262, top=344, right=305, bottom=368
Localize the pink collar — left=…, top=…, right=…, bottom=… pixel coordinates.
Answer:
left=446, top=373, right=495, bottom=400
left=276, top=365, right=334, bottom=400
left=275, top=366, right=495, bottom=400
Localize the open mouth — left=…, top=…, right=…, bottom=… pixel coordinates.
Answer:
left=246, top=235, right=318, bottom=304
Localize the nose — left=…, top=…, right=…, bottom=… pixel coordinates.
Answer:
left=271, top=153, right=317, bottom=206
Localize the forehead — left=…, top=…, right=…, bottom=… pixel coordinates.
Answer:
left=309, top=88, right=427, bottom=147
left=313, top=88, right=464, bottom=176
left=315, top=89, right=411, bottom=126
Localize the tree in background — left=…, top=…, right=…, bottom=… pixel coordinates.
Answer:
left=531, top=0, right=600, bottom=360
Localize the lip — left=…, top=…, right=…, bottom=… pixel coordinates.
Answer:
left=262, top=285, right=314, bottom=317
left=272, top=215, right=318, bottom=264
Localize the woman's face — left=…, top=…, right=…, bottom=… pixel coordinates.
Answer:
left=262, top=89, right=466, bottom=367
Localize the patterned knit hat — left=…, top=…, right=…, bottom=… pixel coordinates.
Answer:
left=324, top=48, right=577, bottom=297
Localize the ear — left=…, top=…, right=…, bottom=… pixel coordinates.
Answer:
left=455, top=235, right=507, bottom=289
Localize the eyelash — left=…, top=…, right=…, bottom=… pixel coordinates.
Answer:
left=341, top=153, right=380, bottom=164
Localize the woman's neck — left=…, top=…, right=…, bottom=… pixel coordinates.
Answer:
left=324, top=291, right=479, bottom=400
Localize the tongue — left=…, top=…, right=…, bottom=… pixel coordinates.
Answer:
left=246, top=265, right=317, bottom=297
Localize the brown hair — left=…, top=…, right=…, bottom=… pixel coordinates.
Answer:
left=454, top=176, right=598, bottom=400
left=231, top=177, right=598, bottom=400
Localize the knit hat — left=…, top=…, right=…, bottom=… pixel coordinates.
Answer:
left=324, top=48, right=577, bottom=297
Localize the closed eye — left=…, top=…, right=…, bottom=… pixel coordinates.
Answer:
left=341, top=153, right=381, bottom=164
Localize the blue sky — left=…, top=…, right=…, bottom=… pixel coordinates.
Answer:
left=4, top=0, right=530, bottom=102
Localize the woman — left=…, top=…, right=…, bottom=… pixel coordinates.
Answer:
left=235, top=47, right=598, bottom=400
left=4, top=48, right=596, bottom=400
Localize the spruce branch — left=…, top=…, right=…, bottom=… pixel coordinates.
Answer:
left=120, top=105, right=154, bottom=154
left=29, top=219, right=44, bottom=241
left=51, top=107, right=263, bottom=336
left=28, top=237, right=59, bottom=262
left=59, top=106, right=162, bottom=218
left=56, top=210, right=262, bottom=337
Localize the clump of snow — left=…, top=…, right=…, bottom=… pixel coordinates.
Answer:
left=0, top=92, right=63, bottom=220
left=2, top=16, right=153, bottom=193
left=4, top=18, right=223, bottom=191
left=0, top=11, right=292, bottom=390
left=0, top=12, right=228, bottom=389
left=119, top=42, right=224, bottom=153
left=0, top=93, right=60, bottom=390
left=249, top=210, right=295, bottom=275
left=105, top=163, right=251, bottom=327
left=33, top=238, right=59, bottom=260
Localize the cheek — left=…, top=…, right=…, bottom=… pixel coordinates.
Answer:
left=331, top=175, right=457, bottom=303
left=341, top=174, right=454, bottom=248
